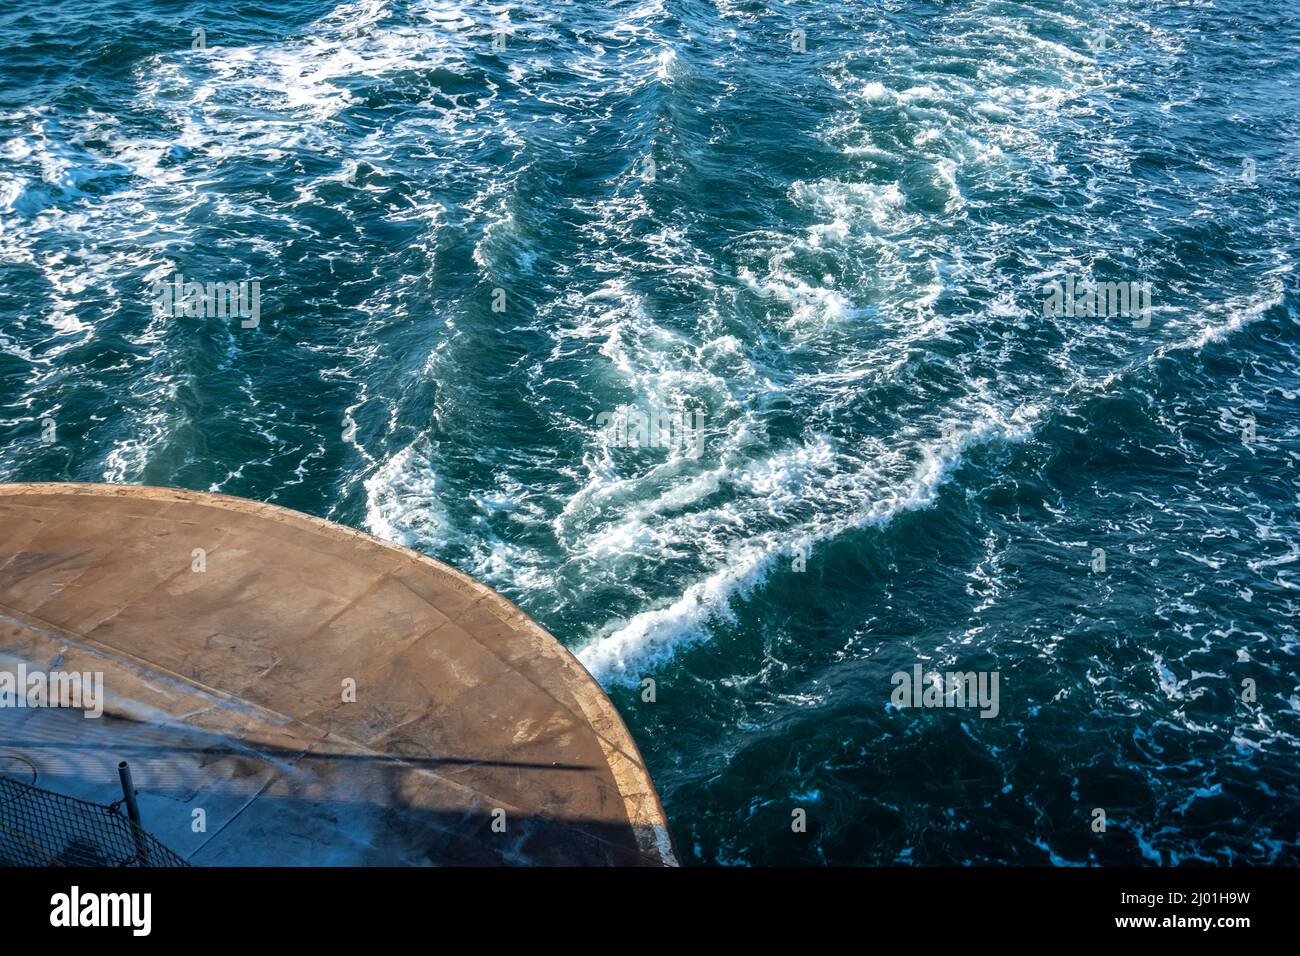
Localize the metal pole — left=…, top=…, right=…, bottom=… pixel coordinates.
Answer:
left=117, top=760, right=150, bottom=865
left=117, top=761, right=141, bottom=825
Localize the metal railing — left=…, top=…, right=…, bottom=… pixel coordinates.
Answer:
left=0, top=765, right=190, bottom=867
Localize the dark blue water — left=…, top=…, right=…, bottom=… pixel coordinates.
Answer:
left=2, top=0, right=1299, bottom=864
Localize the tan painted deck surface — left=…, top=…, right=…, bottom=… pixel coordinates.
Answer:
left=0, top=483, right=676, bottom=866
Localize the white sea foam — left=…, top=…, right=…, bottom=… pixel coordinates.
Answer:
left=577, top=401, right=1042, bottom=682
left=364, top=441, right=454, bottom=548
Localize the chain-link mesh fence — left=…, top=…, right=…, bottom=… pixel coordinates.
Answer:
left=0, top=774, right=190, bottom=867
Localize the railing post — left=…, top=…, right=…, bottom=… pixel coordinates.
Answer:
left=117, top=761, right=140, bottom=825
left=117, top=761, right=150, bottom=865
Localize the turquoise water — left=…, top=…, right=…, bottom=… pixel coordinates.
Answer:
left=2, top=0, right=1299, bottom=864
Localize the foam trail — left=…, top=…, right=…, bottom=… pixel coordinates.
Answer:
left=578, top=403, right=1042, bottom=683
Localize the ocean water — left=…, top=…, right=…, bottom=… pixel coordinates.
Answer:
left=2, top=0, right=1298, bottom=865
